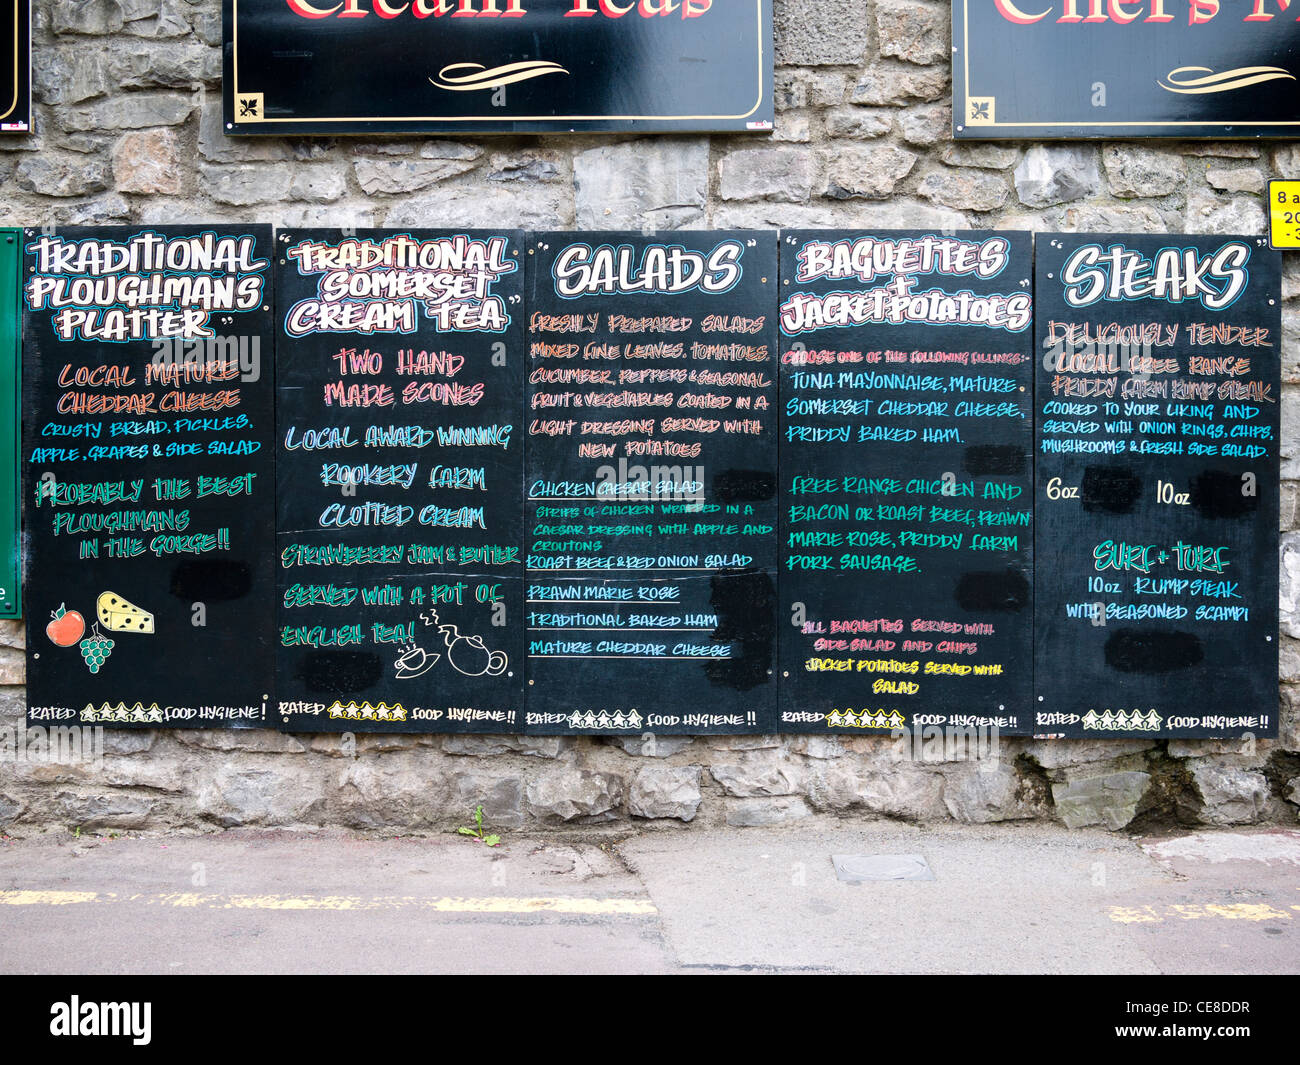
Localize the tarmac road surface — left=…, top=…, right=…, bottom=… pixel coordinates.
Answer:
left=0, top=821, right=1296, bottom=974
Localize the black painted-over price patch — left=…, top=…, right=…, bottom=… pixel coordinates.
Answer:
left=274, top=229, right=524, bottom=733
left=1034, top=233, right=1280, bottom=739
left=524, top=231, right=779, bottom=735
left=23, top=225, right=276, bottom=728
left=777, top=230, right=1035, bottom=737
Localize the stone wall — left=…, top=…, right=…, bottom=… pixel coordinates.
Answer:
left=1, top=0, right=1298, bottom=835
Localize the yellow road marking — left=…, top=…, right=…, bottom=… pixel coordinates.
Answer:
left=1108, top=906, right=1162, bottom=924
left=0, top=890, right=656, bottom=915
left=1109, top=902, right=1293, bottom=924
left=1204, top=904, right=1292, bottom=921
left=0, top=890, right=101, bottom=906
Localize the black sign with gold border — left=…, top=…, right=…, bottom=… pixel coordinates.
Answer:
left=223, top=0, right=773, bottom=136
left=954, top=0, right=1300, bottom=139
left=1, top=0, right=29, bottom=134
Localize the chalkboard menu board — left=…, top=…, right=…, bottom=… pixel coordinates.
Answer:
left=524, top=232, right=779, bottom=735
left=23, top=225, right=276, bottom=728
left=275, top=229, right=524, bottom=733
left=0, top=229, right=19, bottom=619
left=777, top=231, right=1035, bottom=736
left=1035, top=233, right=1280, bottom=739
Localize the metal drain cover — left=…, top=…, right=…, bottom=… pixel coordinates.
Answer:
left=832, top=854, right=934, bottom=882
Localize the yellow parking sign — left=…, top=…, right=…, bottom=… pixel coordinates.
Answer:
left=1269, top=180, right=1300, bottom=249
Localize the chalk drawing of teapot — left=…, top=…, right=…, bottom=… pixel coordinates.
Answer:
left=421, top=610, right=508, bottom=677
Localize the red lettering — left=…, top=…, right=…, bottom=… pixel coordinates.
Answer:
left=1245, top=0, right=1284, bottom=18
left=995, top=0, right=1050, bottom=21
left=568, top=0, right=703, bottom=15
left=285, top=0, right=343, bottom=15
left=1058, top=0, right=1108, bottom=22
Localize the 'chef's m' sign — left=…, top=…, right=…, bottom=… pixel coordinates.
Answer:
left=953, top=0, right=1300, bottom=138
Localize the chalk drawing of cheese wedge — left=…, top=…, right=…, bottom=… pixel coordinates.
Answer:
left=96, top=591, right=154, bottom=634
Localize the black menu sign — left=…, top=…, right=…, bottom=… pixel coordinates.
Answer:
left=1, top=0, right=30, bottom=133
left=954, top=0, right=1300, bottom=138
left=275, top=229, right=524, bottom=733
left=525, top=231, right=778, bottom=735
left=1035, top=233, right=1280, bottom=739
left=23, top=225, right=276, bottom=728
left=224, top=0, right=773, bottom=135
left=777, top=230, right=1035, bottom=736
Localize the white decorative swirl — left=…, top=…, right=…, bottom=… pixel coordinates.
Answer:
left=430, top=61, right=570, bottom=92
left=1158, top=65, right=1296, bottom=95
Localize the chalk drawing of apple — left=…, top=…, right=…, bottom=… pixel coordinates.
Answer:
left=46, top=603, right=86, bottom=648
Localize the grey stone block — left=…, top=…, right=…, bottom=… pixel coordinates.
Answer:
left=1051, top=771, right=1151, bottom=830
left=525, top=768, right=625, bottom=822
left=1189, top=762, right=1269, bottom=825
left=1013, top=146, right=1098, bottom=208
left=574, top=139, right=707, bottom=230
left=629, top=766, right=702, bottom=821
left=774, top=0, right=869, bottom=66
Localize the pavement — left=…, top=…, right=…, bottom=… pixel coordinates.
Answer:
left=0, top=821, right=1297, bottom=974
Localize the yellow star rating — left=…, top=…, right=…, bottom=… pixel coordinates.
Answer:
left=824, top=709, right=906, bottom=730
left=81, top=702, right=163, bottom=724
left=566, top=710, right=643, bottom=731
left=324, top=701, right=407, bottom=722
left=1082, top=709, right=1162, bottom=732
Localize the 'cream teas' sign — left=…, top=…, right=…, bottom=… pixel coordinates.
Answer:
left=223, top=0, right=773, bottom=135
